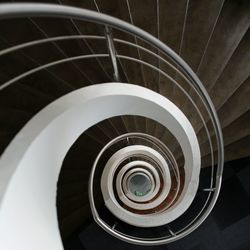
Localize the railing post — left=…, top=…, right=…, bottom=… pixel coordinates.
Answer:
left=105, top=26, right=120, bottom=82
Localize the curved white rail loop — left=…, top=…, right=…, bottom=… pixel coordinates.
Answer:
left=101, top=145, right=173, bottom=222
left=100, top=140, right=200, bottom=227
left=117, top=160, right=161, bottom=203
left=0, top=83, right=199, bottom=249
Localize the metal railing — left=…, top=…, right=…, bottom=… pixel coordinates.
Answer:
left=0, top=3, right=224, bottom=246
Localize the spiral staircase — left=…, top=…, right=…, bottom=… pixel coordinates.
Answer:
left=0, top=1, right=249, bottom=249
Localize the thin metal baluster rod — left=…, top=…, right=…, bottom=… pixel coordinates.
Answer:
left=150, top=0, right=161, bottom=139
left=171, top=0, right=189, bottom=99
left=126, top=0, right=146, bottom=86
left=105, top=26, right=120, bottom=81
left=93, top=0, right=129, bottom=82
left=178, top=0, right=189, bottom=62
left=157, top=0, right=160, bottom=92
left=196, top=0, right=226, bottom=75
left=104, top=25, right=130, bottom=83
left=58, top=0, right=112, bottom=82
left=29, top=18, right=92, bottom=84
